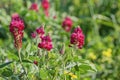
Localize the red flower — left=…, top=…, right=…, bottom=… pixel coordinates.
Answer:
left=36, top=26, right=45, bottom=38
left=10, top=20, right=24, bottom=33
left=11, top=13, right=20, bottom=21
left=31, top=32, right=36, bottom=38
left=29, top=3, right=39, bottom=12
left=41, top=0, right=50, bottom=17
left=10, top=13, right=24, bottom=50
left=33, top=61, right=38, bottom=65
left=38, top=35, right=53, bottom=51
left=70, top=26, right=84, bottom=49
left=41, top=0, right=50, bottom=10
left=62, top=17, right=73, bottom=32
left=41, top=35, right=52, bottom=42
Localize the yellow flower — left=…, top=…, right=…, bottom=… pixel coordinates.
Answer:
left=102, top=48, right=112, bottom=58
left=68, top=72, right=77, bottom=79
left=71, top=74, right=77, bottom=79
left=64, top=71, right=77, bottom=79
left=88, top=52, right=97, bottom=60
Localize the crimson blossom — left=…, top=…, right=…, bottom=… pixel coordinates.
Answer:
left=9, top=13, right=25, bottom=50
left=33, top=60, right=38, bottom=66
left=36, top=26, right=45, bottom=38
left=29, top=3, right=39, bottom=12
left=41, top=0, right=50, bottom=17
left=31, top=26, right=52, bottom=51
left=31, top=32, right=37, bottom=38
left=70, top=26, right=85, bottom=49
left=62, top=17, right=73, bottom=32
left=38, top=35, right=53, bottom=51
left=41, top=0, right=49, bottom=10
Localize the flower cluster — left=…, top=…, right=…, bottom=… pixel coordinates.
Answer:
left=41, top=0, right=50, bottom=17
left=31, top=26, right=44, bottom=38
left=36, top=26, right=45, bottom=38
left=38, top=35, right=53, bottom=51
left=9, top=13, right=24, bottom=50
left=29, top=3, right=39, bottom=12
left=70, top=26, right=85, bottom=49
left=31, top=26, right=53, bottom=51
left=62, top=17, right=73, bottom=32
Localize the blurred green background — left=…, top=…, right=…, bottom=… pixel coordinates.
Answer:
left=0, top=0, right=120, bottom=80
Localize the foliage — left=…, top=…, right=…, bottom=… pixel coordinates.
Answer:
left=0, top=0, right=120, bottom=80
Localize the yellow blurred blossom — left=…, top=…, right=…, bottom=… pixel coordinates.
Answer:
left=64, top=71, right=77, bottom=79
left=102, top=48, right=112, bottom=58
left=71, top=74, right=77, bottom=79
left=88, top=52, right=97, bottom=60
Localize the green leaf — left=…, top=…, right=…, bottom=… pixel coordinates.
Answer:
left=7, top=53, right=19, bottom=61
left=65, top=62, right=77, bottom=69
left=1, top=68, right=13, bottom=77
left=22, top=59, right=32, bottom=63
left=11, top=75, right=20, bottom=80
left=0, top=61, right=13, bottom=68
left=26, top=43, right=31, bottom=52
left=77, top=62, right=97, bottom=73
left=89, top=63, right=97, bottom=72
left=39, top=68, right=48, bottom=79
left=79, top=64, right=92, bottom=71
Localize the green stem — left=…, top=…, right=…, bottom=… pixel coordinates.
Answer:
left=18, top=49, right=29, bottom=80
left=46, top=51, right=49, bottom=68
left=18, top=49, right=22, bottom=63
left=53, top=68, right=58, bottom=80
left=14, top=62, right=17, bottom=74
left=63, top=61, right=66, bottom=80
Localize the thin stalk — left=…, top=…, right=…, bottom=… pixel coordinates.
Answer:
left=37, top=35, right=41, bottom=57
left=18, top=49, right=22, bottom=63
left=18, top=49, right=29, bottom=80
left=63, top=60, right=66, bottom=80
left=46, top=51, right=50, bottom=68
left=14, top=62, right=17, bottom=74
left=63, top=49, right=69, bottom=80
left=53, top=68, right=58, bottom=80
